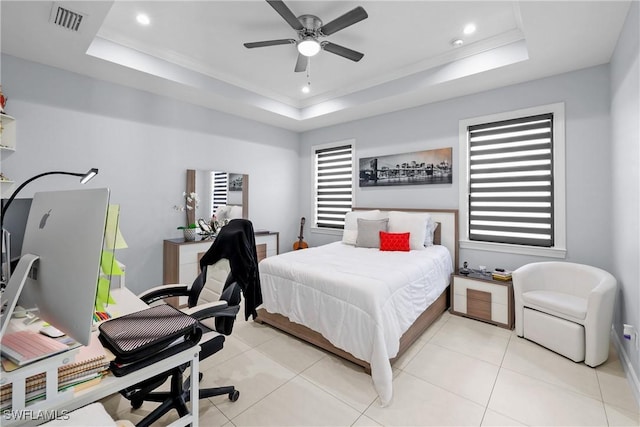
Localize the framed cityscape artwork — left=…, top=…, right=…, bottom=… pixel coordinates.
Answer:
left=359, top=147, right=452, bottom=187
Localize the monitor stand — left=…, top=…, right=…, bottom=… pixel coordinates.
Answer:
left=0, top=253, right=39, bottom=338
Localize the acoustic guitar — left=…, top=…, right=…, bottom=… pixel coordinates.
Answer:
left=293, top=217, right=309, bottom=250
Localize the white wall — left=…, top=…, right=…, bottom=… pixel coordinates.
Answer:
left=610, top=0, right=640, bottom=397
left=1, top=54, right=300, bottom=293
left=300, top=65, right=613, bottom=273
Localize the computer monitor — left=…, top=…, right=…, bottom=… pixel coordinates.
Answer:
left=15, top=188, right=110, bottom=346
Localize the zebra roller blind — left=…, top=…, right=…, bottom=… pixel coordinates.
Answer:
left=468, top=113, right=554, bottom=247
left=315, top=144, right=353, bottom=229
left=212, top=172, right=228, bottom=213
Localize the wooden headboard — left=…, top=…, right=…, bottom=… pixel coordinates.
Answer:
left=352, top=207, right=459, bottom=271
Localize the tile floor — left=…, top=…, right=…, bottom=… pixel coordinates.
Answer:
left=101, top=312, right=640, bottom=426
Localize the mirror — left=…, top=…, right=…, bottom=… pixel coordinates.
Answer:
left=186, top=169, right=248, bottom=226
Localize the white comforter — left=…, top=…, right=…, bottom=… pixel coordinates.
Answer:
left=258, top=242, right=453, bottom=405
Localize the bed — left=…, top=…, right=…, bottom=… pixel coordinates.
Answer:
left=256, top=208, right=458, bottom=404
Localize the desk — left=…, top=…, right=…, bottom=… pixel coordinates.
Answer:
left=0, top=288, right=201, bottom=427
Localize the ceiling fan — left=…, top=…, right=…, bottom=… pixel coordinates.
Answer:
left=244, top=0, right=368, bottom=73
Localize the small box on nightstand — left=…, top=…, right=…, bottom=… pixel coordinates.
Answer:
left=450, top=272, right=514, bottom=329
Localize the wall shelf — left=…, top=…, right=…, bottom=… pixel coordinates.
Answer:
left=0, top=114, right=16, bottom=151
left=1, top=114, right=17, bottom=198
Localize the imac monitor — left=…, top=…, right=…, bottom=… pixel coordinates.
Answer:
left=17, top=188, right=110, bottom=346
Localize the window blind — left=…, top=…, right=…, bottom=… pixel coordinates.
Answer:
left=212, top=172, right=228, bottom=213
left=315, top=144, right=353, bottom=229
left=468, top=113, right=554, bottom=247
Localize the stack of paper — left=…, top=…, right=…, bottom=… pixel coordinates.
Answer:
left=1, top=334, right=111, bottom=410
left=0, top=331, right=69, bottom=366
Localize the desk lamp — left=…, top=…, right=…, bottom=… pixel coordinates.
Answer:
left=1, top=168, right=99, bottom=287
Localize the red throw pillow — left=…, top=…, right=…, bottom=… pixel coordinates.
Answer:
left=379, top=231, right=411, bottom=252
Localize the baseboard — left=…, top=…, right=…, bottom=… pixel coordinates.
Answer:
left=611, top=328, right=640, bottom=408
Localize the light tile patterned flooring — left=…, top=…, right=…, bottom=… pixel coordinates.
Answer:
left=101, top=312, right=640, bottom=426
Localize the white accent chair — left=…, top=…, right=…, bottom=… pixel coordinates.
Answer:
left=512, top=261, right=617, bottom=367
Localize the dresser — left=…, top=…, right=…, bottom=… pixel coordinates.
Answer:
left=163, top=231, right=279, bottom=285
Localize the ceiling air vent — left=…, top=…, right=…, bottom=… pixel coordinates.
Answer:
left=49, top=3, right=85, bottom=32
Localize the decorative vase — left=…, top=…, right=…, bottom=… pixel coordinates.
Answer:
left=183, top=228, right=197, bottom=241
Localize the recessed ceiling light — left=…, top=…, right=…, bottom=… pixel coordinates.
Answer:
left=136, top=13, right=150, bottom=26
left=463, top=23, right=476, bottom=35
left=452, top=39, right=464, bottom=47
left=301, top=85, right=310, bottom=94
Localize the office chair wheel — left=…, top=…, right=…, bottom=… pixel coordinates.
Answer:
left=131, top=398, right=144, bottom=409
left=229, top=390, right=240, bottom=402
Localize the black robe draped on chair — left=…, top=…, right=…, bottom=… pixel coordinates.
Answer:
left=198, top=219, right=263, bottom=320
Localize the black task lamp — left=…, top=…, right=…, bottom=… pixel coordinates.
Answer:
left=0, top=168, right=99, bottom=286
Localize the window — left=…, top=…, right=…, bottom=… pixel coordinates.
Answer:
left=211, top=171, right=228, bottom=213
left=313, top=142, right=353, bottom=230
left=459, top=103, right=566, bottom=257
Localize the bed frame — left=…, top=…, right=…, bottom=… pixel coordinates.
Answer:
left=255, top=208, right=459, bottom=373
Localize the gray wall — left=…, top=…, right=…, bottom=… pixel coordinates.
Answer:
left=610, top=0, right=640, bottom=394
left=1, top=54, right=300, bottom=293
left=300, top=65, right=613, bottom=273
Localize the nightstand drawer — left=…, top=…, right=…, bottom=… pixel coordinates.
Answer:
left=453, top=277, right=508, bottom=304
left=450, top=274, right=514, bottom=329
left=453, top=293, right=509, bottom=325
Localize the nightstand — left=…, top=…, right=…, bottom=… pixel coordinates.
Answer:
left=450, top=272, right=514, bottom=329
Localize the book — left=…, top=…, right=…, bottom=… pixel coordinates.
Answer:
left=492, top=269, right=513, bottom=281
left=0, top=330, right=70, bottom=366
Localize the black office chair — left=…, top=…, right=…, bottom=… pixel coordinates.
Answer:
left=120, top=219, right=262, bottom=427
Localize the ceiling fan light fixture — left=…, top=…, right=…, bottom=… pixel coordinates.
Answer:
left=298, top=38, right=321, bottom=57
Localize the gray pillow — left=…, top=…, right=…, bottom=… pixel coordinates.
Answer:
left=356, top=218, right=389, bottom=248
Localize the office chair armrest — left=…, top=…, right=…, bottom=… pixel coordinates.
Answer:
left=182, top=301, right=227, bottom=316
left=184, top=301, right=240, bottom=322
left=138, top=284, right=190, bottom=305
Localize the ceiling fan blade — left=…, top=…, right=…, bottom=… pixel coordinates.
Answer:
left=244, top=39, right=296, bottom=48
left=319, top=6, right=368, bottom=36
left=266, top=0, right=303, bottom=31
left=294, top=54, right=308, bottom=72
left=322, top=42, right=364, bottom=62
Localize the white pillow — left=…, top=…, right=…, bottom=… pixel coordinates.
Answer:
left=388, top=211, right=430, bottom=250
left=424, top=216, right=438, bottom=246
left=342, top=210, right=383, bottom=245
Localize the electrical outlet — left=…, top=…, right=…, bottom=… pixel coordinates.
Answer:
left=623, top=324, right=639, bottom=350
